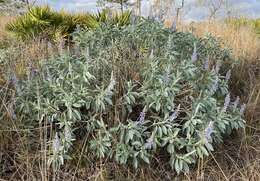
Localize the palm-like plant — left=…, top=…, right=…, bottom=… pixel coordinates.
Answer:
left=6, top=6, right=132, bottom=41
left=6, top=6, right=63, bottom=40
left=112, top=10, right=131, bottom=26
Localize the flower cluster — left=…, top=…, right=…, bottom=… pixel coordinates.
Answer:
left=223, top=93, right=231, bottom=112
left=204, top=121, right=214, bottom=142
left=169, top=104, right=180, bottom=121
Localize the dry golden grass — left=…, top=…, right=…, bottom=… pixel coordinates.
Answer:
left=0, top=16, right=13, bottom=32
left=0, top=16, right=14, bottom=84
left=190, top=21, right=260, bottom=61
left=0, top=16, right=15, bottom=46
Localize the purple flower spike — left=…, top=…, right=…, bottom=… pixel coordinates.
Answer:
left=163, top=71, right=170, bottom=84
left=139, top=111, right=145, bottom=122
left=204, top=121, right=214, bottom=142
left=144, top=137, right=154, bottom=149
left=191, top=43, right=197, bottom=63
left=222, top=93, right=231, bottom=113
left=137, top=108, right=146, bottom=124
left=170, top=104, right=180, bottom=121
left=204, top=56, right=210, bottom=70
left=225, top=70, right=231, bottom=82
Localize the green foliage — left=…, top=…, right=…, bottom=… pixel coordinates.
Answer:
left=6, top=6, right=131, bottom=41
left=15, top=19, right=245, bottom=174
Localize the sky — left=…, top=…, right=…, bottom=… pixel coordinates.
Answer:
left=36, top=0, right=260, bottom=21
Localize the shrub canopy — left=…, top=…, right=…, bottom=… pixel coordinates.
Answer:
left=16, top=19, right=245, bottom=173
